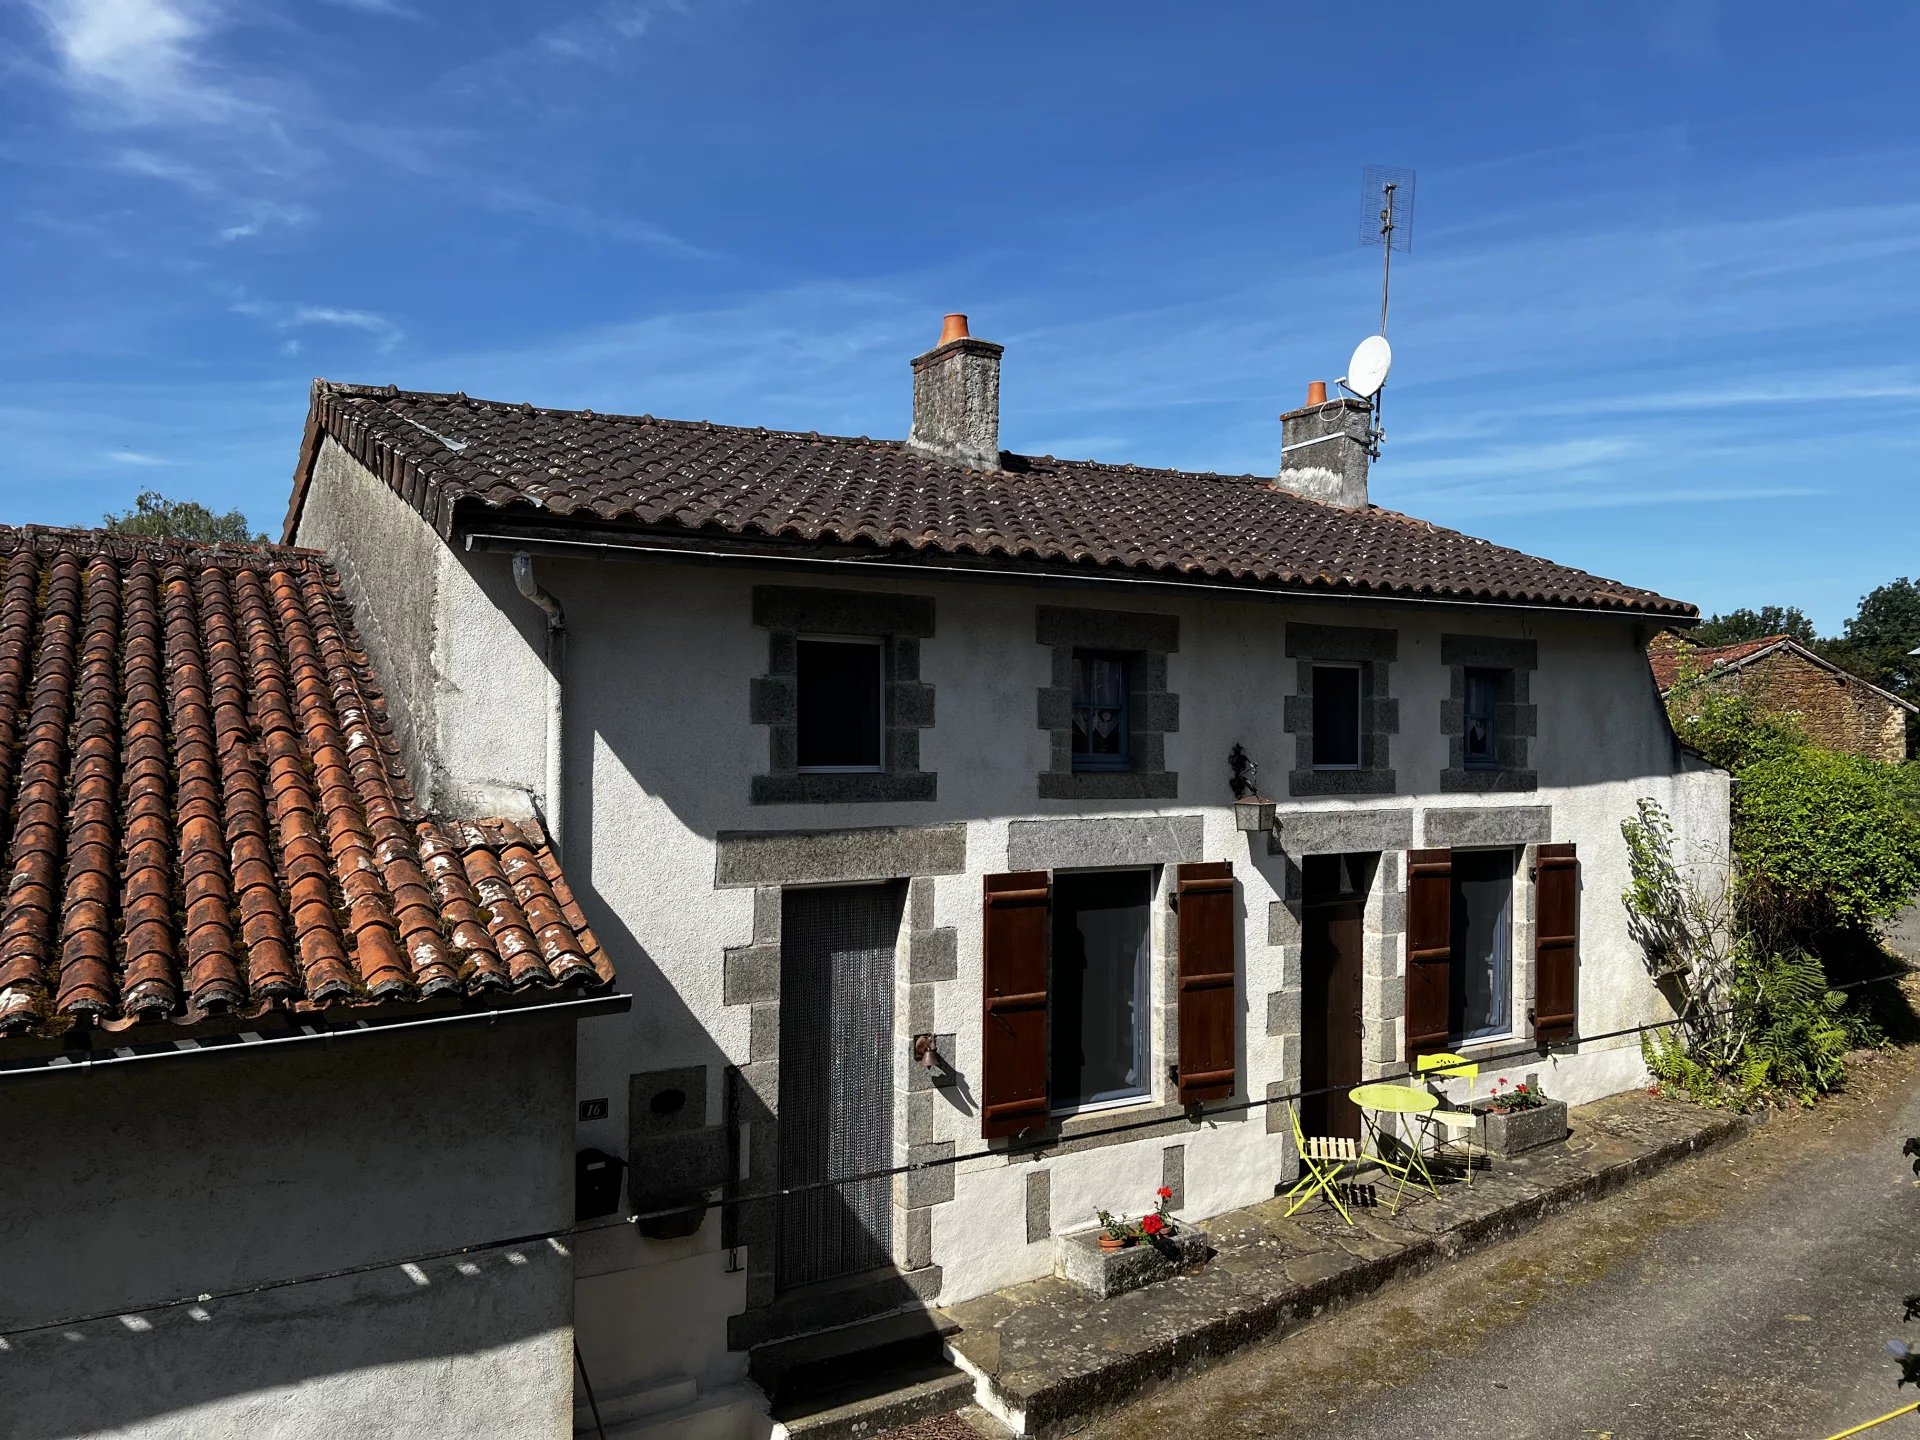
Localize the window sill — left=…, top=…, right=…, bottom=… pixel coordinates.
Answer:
left=1288, top=768, right=1395, bottom=798
left=1003, top=1096, right=1195, bottom=1160
left=1050, top=1092, right=1152, bottom=1124
left=751, top=772, right=937, bottom=805
left=1038, top=770, right=1178, bottom=801
left=1439, top=768, right=1538, bottom=794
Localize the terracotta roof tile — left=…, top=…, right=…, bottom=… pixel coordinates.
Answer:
left=1647, top=632, right=1788, bottom=691
left=0, top=526, right=612, bottom=1049
left=287, top=383, right=1695, bottom=619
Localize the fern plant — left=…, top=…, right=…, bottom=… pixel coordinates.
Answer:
left=1625, top=801, right=1881, bottom=1108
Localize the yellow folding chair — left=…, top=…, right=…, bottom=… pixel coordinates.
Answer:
left=1283, top=1101, right=1359, bottom=1224
left=1413, top=1052, right=1481, bottom=1186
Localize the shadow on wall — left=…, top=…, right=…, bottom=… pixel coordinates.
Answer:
left=0, top=1023, right=576, bottom=1438
left=0, top=1245, right=572, bottom=1440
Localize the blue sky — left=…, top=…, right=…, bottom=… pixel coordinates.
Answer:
left=2, top=2, right=1916, bottom=629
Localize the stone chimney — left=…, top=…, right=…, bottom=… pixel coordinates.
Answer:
left=909, top=313, right=1002, bottom=470
left=1276, top=382, right=1372, bottom=509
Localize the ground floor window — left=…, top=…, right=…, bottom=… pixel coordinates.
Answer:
left=1049, top=869, right=1151, bottom=1111
left=1449, top=848, right=1514, bottom=1041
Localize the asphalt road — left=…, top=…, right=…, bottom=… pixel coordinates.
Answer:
left=1096, top=1046, right=1920, bottom=1440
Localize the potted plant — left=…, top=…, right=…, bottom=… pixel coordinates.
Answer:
left=1487, top=1077, right=1545, bottom=1113
left=1062, top=1187, right=1209, bottom=1298
left=1139, top=1185, right=1178, bottom=1247
left=1094, top=1209, right=1137, bottom=1252
left=1473, top=1075, right=1570, bottom=1157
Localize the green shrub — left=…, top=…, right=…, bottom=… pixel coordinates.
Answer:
left=1736, top=748, right=1920, bottom=935
left=1625, top=800, right=1884, bottom=1109
left=1664, top=677, right=1806, bottom=773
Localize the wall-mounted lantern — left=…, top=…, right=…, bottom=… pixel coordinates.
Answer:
left=1228, top=744, right=1277, bottom=833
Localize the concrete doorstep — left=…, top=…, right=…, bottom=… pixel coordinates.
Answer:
left=939, top=1090, right=1746, bottom=1437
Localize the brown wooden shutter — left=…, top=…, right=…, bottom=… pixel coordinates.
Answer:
left=981, top=871, right=1050, bottom=1139
left=1405, top=848, right=1452, bottom=1062
left=1532, top=842, right=1579, bottom=1046
left=1174, top=861, right=1237, bottom=1104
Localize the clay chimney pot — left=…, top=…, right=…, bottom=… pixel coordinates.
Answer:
left=938, top=313, right=970, bottom=346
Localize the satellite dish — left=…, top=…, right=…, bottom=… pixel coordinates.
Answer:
left=1346, top=335, right=1392, bottom=399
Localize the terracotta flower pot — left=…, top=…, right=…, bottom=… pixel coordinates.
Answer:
left=1099, top=1233, right=1129, bottom=1253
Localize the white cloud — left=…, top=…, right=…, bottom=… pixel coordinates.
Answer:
left=232, top=299, right=404, bottom=352
left=317, top=0, right=422, bottom=17
left=29, top=0, right=247, bottom=124
left=539, top=2, right=669, bottom=60
left=217, top=200, right=312, bottom=242
left=104, top=449, right=172, bottom=466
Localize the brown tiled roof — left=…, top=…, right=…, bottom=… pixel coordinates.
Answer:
left=1648, top=632, right=1790, bottom=691
left=1647, top=630, right=1917, bottom=712
left=286, top=382, right=1696, bottom=618
left=0, top=525, right=613, bottom=1051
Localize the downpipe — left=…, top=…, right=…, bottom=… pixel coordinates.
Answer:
left=512, top=551, right=566, bottom=849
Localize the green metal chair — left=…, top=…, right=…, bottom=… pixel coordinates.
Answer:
left=1412, top=1052, right=1481, bottom=1186
left=1283, top=1101, right=1359, bottom=1224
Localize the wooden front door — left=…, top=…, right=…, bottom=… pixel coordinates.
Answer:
left=1300, top=853, right=1374, bottom=1142
left=776, top=883, right=901, bottom=1291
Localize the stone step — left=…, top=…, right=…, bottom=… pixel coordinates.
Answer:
left=751, top=1306, right=962, bottom=1404
left=946, top=1100, right=1749, bottom=1437
left=954, top=1403, right=1017, bottom=1438
left=772, top=1362, right=973, bottom=1440
left=730, top=1265, right=944, bottom=1354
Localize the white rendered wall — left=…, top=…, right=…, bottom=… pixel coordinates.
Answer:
left=296, top=459, right=1730, bottom=1409
left=0, top=1024, right=578, bottom=1440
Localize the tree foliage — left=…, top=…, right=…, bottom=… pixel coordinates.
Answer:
left=1829, top=577, right=1920, bottom=701
left=102, top=491, right=266, bottom=545
left=1690, top=605, right=1817, bottom=648
left=1736, top=747, right=1920, bottom=935
left=1663, top=674, right=1807, bottom=773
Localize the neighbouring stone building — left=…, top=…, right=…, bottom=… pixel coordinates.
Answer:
left=1649, top=632, right=1914, bottom=762
left=283, top=314, right=1731, bottom=1436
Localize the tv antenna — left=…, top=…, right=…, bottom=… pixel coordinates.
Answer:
left=1359, top=164, right=1415, bottom=336
left=1335, top=165, right=1415, bottom=459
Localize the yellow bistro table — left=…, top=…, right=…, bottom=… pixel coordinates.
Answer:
left=1348, top=1081, right=1441, bottom=1214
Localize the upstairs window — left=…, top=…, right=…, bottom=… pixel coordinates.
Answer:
left=1071, top=651, right=1131, bottom=771
left=795, top=636, right=884, bottom=772
left=1311, top=663, right=1362, bottom=769
left=1464, top=668, right=1501, bottom=769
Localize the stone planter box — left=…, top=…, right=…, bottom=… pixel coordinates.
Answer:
left=1474, top=1096, right=1570, bottom=1157
left=1056, top=1225, right=1212, bottom=1299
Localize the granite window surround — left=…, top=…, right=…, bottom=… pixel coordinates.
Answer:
left=749, top=585, right=937, bottom=805
left=1439, top=635, right=1539, bottom=793
left=1036, top=605, right=1180, bottom=801
left=1283, top=623, right=1399, bottom=797
left=997, top=816, right=1229, bottom=1161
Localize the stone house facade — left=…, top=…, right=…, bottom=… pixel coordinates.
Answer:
left=286, top=317, right=1731, bottom=1437
left=1650, top=633, right=1914, bottom=762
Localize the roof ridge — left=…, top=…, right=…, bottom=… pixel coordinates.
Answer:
left=317, top=379, right=1320, bottom=492
left=293, top=381, right=1694, bottom=617
left=0, top=523, right=325, bottom=563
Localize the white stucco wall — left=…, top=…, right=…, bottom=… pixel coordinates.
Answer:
left=0, top=1022, right=579, bottom=1440
left=294, top=459, right=1731, bottom=1418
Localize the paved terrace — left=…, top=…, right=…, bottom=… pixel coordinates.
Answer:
left=940, top=1091, right=1743, bottom=1437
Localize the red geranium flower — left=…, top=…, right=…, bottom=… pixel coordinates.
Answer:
left=1141, top=1213, right=1165, bottom=1236
left=1157, top=1186, right=1173, bottom=1200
